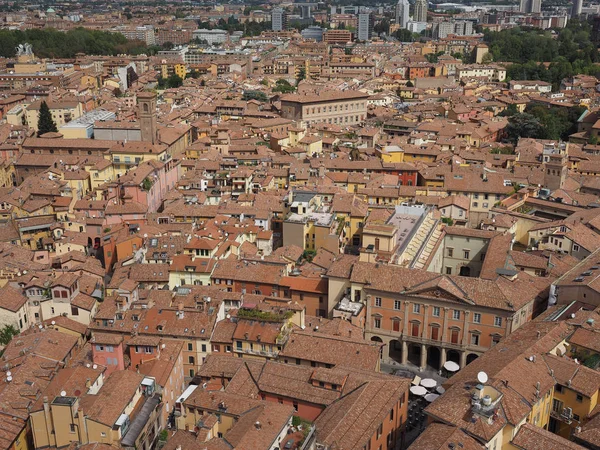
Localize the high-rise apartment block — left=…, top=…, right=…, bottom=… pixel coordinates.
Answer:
left=272, top=8, right=288, bottom=32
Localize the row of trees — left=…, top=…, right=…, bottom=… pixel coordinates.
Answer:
left=196, top=17, right=271, bottom=37
left=0, top=28, right=154, bottom=58
left=483, top=19, right=600, bottom=89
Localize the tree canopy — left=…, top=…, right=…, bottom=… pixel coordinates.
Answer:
left=157, top=73, right=183, bottom=89
left=504, top=104, right=585, bottom=143
left=272, top=79, right=295, bottom=94
left=242, top=90, right=268, bottom=102
left=0, top=324, right=18, bottom=346
left=0, top=27, right=154, bottom=58
left=483, top=19, right=600, bottom=90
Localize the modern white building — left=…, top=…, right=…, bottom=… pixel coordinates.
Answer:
left=434, top=20, right=473, bottom=38
left=407, top=21, right=428, bottom=33
left=357, top=12, right=374, bottom=41
left=396, top=0, right=410, bottom=28
left=272, top=8, right=288, bottom=31
left=192, top=29, right=228, bottom=45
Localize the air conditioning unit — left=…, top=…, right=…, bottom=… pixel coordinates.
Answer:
left=562, top=407, right=573, bottom=422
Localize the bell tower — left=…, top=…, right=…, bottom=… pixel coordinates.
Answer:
left=137, top=91, right=157, bottom=144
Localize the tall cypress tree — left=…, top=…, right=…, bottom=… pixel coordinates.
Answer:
left=37, top=101, right=58, bottom=137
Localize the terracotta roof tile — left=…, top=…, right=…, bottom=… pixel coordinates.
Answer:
left=512, top=423, right=585, bottom=450
left=280, top=330, right=381, bottom=371
left=0, top=285, right=27, bottom=312
left=408, top=423, right=484, bottom=450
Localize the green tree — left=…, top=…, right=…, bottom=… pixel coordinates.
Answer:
left=242, top=90, right=268, bottom=101
left=425, top=51, right=444, bottom=63
left=37, top=100, right=57, bottom=137
left=349, top=147, right=361, bottom=161
left=273, top=79, right=295, bottom=93
left=394, top=28, right=415, bottom=42
left=481, top=52, right=493, bottom=64
left=499, top=103, right=518, bottom=117
left=524, top=104, right=586, bottom=140
left=0, top=324, right=18, bottom=346
left=166, top=73, right=183, bottom=88
left=296, top=66, right=306, bottom=84
left=374, top=19, right=389, bottom=35
left=505, top=113, right=545, bottom=143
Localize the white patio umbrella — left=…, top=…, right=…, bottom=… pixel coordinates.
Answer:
left=410, top=385, right=427, bottom=396
left=444, top=361, right=460, bottom=372
left=425, top=393, right=440, bottom=403
left=436, top=386, right=446, bottom=395
left=420, top=378, right=437, bottom=389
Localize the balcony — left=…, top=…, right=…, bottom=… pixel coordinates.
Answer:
left=242, top=347, right=278, bottom=358
left=550, top=409, right=573, bottom=424
left=119, top=159, right=140, bottom=166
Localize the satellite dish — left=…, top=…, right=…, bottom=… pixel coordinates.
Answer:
left=38, top=325, right=43, bottom=329
left=6, top=376, right=12, bottom=382
left=92, top=364, right=97, bottom=369
left=477, top=371, right=488, bottom=384
left=60, top=390, right=67, bottom=397
left=86, top=363, right=91, bottom=368
left=6, top=371, right=11, bottom=377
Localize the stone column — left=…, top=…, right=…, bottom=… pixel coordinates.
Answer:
left=441, top=307, right=449, bottom=342
left=403, top=301, right=411, bottom=332
left=401, top=340, right=408, bottom=364
left=460, top=351, right=467, bottom=368
left=462, top=311, right=471, bottom=346
left=422, top=305, right=429, bottom=339
left=440, top=347, right=447, bottom=369
left=420, top=344, right=427, bottom=370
